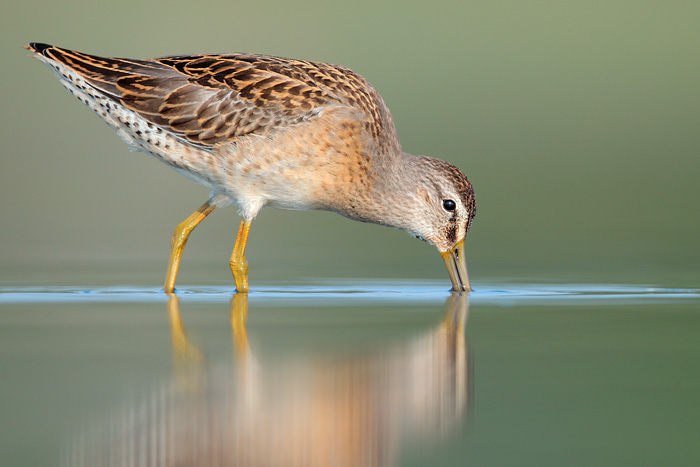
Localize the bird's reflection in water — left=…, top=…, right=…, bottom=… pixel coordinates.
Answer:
left=66, top=294, right=471, bottom=467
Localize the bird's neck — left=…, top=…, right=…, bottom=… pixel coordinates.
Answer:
left=333, top=151, right=426, bottom=232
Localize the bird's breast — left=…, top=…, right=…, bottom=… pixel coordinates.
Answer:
left=215, top=108, right=379, bottom=217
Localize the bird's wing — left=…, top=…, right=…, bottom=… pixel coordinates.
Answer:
left=27, top=43, right=376, bottom=148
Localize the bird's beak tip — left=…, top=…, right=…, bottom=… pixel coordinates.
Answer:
left=440, top=239, right=471, bottom=293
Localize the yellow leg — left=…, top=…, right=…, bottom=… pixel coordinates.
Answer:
left=164, top=200, right=216, bottom=293
left=230, top=220, right=252, bottom=293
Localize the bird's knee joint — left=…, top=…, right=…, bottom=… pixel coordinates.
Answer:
left=171, top=225, right=189, bottom=245
left=230, top=257, right=248, bottom=272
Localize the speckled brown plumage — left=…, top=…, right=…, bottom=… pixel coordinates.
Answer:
left=29, top=44, right=394, bottom=149
left=26, top=42, right=476, bottom=292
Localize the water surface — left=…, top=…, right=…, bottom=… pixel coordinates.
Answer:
left=1, top=281, right=699, bottom=466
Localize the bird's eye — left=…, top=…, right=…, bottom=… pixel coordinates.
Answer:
left=442, top=199, right=456, bottom=212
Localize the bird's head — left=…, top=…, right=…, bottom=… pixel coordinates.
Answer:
left=402, top=157, right=476, bottom=292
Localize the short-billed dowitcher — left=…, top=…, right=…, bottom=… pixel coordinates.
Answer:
left=26, top=43, right=476, bottom=292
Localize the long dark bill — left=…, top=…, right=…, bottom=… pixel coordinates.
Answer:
left=440, top=239, right=471, bottom=292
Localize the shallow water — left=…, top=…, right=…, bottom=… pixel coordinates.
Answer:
left=1, top=281, right=699, bottom=466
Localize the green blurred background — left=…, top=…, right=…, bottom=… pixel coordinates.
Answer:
left=1, top=0, right=698, bottom=286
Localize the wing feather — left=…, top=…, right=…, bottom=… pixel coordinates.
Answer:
left=27, top=43, right=394, bottom=148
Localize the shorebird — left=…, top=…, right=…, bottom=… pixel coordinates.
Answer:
left=26, top=42, right=476, bottom=293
